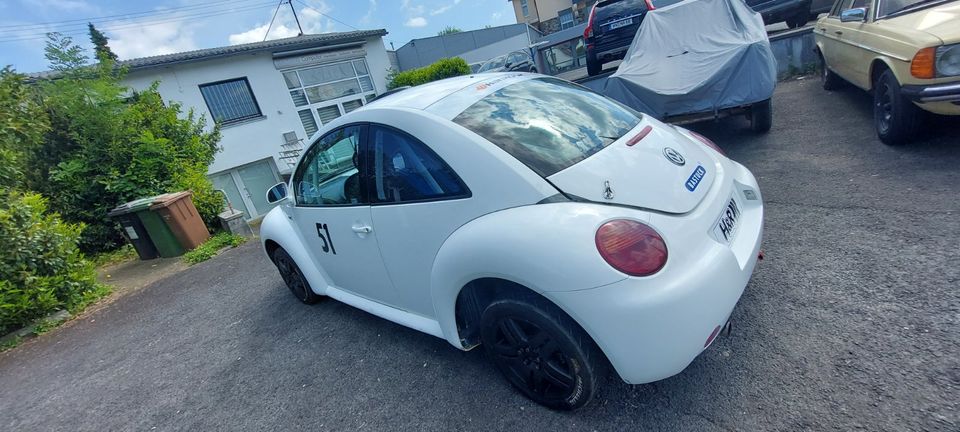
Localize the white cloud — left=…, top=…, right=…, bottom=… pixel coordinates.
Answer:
left=21, top=0, right=92, bottom=11
left=227, top=5, right=336, bottom=46
left=404, top=17, right=427, bottom=27
left=401, top=0, right=425, bottom=16
left=360, top=0, right=377, bottom=25
left=430, top=0, right=462, bottom=16
left=228, top=23, right=301, bottom=45
left=108, top=21, right=198, bottom=60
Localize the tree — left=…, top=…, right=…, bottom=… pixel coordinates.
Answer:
left=0, top=68, right=105, bottom=334
left=437, top=26, right=462, bottom=36
left=29, top=34, right=222, bottom=252
left=0, top=67, right=49, bottom=191
left=88, top=23, right=118, bottom=61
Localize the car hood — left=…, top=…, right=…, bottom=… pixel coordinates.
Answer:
left=882, top=1, right=960, bottom=44
left=547, top=117, right=718, bottom=214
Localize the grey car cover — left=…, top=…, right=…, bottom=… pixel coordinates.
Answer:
left=602, top=0, right=776, bottom=119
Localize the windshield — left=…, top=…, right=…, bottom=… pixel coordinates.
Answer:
left=479, top=56, right=505, bottom=72
left=453, top=78, right=642, bottom=177
left=878, top=0, right=946, bottom=16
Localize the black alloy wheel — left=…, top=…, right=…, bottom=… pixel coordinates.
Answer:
left=873, top=69, right=922, bottom=145
left=272, top=248, right=319, bottom=304
left=480, top=295, right=604, bottom=410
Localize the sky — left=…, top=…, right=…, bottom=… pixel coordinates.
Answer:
left=0, top=0, right=519, bottom=73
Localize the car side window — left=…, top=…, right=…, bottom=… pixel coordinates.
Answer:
left=293, top=125, right=366, bottom=206
left=368, top=125, right=469, bottom=204
left=829, top=0, right=842, bottom=16
left=830, top=0, right=853, bottom=15
left=508, top=52, right=525, bottom=65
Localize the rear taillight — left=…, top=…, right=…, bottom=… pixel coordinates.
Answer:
left=645, top=0, right=656, bottom=10
left=689, top=130, right=725, bottom=156
left=595, top=219, right=668, bottom=277
left=584, top=5, right=597, bottom=39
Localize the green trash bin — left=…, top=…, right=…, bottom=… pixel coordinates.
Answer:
left=127, top=196, right=185, bottom=258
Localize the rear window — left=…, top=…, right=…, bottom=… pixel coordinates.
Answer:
left=596, top=0, right=647, bottom=20
left=452, top=78, right=641, bottom=177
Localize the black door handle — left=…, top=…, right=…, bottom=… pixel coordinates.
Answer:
left=835, top=30, right=843, bottom=35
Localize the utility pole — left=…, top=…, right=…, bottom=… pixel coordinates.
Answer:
left=288, top=0, right=304, bottom=36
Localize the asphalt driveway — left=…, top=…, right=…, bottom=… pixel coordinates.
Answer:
left=1, top=78, right=958, bottom=431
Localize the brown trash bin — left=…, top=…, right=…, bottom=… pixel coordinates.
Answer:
left=150, top=191, right=210, bottom=250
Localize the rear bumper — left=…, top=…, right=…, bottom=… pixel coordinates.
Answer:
left=547, top=161, right=764, bottom=385
left=587, top=44, right=629, bottom=63
left=901, top=81, right=960, bottom=103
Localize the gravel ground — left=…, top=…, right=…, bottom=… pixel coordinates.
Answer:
left=0, top=78, right=957, bottom=431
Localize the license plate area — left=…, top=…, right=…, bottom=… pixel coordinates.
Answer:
left=608, top=18, right=634, bottom=30
left=712, top=197, right=741, bottom=245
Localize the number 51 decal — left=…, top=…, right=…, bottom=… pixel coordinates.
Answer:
left=316, top=223, right=337, bottom=255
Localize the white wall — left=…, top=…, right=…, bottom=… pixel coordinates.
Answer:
left=123, top=36, right=390, bottom=176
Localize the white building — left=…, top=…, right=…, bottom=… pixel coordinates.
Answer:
left=122, top=29, right=390, bottom=220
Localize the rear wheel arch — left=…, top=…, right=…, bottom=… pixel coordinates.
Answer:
left=453, top=278, right=611, bottom=369
left=455, top=278, right=540, bottom=348
left=264, top=239, right=281, bottom=261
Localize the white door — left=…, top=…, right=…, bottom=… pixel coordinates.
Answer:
left=290, top=124, right=399, bottom=306
left=365, top=125, right=474, bottom=317
left=209, top=159, right=281, bottom=220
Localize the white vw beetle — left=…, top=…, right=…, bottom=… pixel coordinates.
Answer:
left=261, top=73, right=763, bottom=410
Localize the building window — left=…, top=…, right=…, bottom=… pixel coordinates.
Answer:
left=198, top=78, right=262, bottom=125
left=283, top=58, right=376, bottom=138
left=521, top=0, right=529, bottom=16
left=559, top=8, right=574, bottom=30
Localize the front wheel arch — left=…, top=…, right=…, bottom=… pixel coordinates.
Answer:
left=868, top=58, right=895, bottom=92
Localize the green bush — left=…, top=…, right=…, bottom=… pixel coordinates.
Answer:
left=388, top=57, right=471, bottom=89
left=0, top=192, right=108, bottom=334
left=26, top=35, right=222, bottom=252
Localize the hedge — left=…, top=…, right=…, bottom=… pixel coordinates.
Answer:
left=387, top=57, right=472, bottom=90
left=0, top=193, right=107, bottom=334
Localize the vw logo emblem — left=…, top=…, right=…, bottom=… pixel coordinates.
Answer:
left=663, top=147, right=686, bottom=166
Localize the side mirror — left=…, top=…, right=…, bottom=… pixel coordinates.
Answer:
left=840, top=7, right=866, bottom=23
left=504, top=61, right=513, bottom=68
left=266, top=182, right=289, bottom=204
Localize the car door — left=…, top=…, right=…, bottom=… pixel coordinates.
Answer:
left=291, top=124, right=400, bottom=306
left=365, top=124, right=473, bottom=318
left=817, top=0, right=869, bottom=83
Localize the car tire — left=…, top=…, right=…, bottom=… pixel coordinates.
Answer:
left=272, top=248, right=320, bottom=304
left=479, top=292, right=605, bottom=411
left=586, top=52, right=601, bottom=77
left=530, top=67, right=537, bottom=74
left=874, top=69, right=922, bottom=146
left=819, top=52, right=843, bottom=91
left=750, top=99, right=773, bottom=133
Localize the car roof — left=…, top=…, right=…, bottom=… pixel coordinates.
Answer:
left=365, top=72, right=535, bottom=119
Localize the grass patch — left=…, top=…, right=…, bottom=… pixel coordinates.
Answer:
left=67, top=283, right=112, bottom=315
left=0, top=335, right=23, bottom=352
left=183, top=233, right=246, bottom=265
left=90, top=244, right=138, bottom=267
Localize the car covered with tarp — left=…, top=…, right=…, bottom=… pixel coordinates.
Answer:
left=602, top=0, right=777, bottom=132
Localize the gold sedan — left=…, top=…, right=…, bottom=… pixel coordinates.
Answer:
left=814, top=0, right=959, bottom=144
